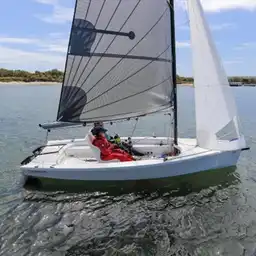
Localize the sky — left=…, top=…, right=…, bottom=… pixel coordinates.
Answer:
left=0, top=0, right=255, bottom=76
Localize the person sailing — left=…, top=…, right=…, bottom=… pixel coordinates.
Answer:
left=92, top=127, right=134, bottom=162
left=91, top=122, right=144, bottom=156
left=91, top=122, right=111, bottom=140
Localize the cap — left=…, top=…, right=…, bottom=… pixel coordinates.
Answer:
left=94, top=121, right=104, bottom=127
left=93, top=126, right=107, bottom=135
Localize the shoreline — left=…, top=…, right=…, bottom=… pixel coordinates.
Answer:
left=0, top=81, right=193, bottom=86
left=0, top=81, right=61, bottom=85
left=180, top=83, right=193, bottom=87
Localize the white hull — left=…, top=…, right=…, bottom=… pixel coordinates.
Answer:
left=21, top=137, right=242, bottom=182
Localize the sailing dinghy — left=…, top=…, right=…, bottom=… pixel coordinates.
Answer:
left=21, top=0, right=248, bottom=182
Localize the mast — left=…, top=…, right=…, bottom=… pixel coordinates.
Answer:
left=169, top=0, right=178, bottom=146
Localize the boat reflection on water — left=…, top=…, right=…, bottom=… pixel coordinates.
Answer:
left=23, top=167, right=239, bottom=198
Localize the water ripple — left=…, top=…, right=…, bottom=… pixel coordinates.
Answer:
left=0, top=167, right=251, bottom=256
left=1, top=86, right=256, bottom=255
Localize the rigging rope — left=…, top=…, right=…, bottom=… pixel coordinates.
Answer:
left=45, top=130, right=49, bottom=144
left=165, top=111, right=173, bottom=148
left=131, top=118, right=139, bottom=138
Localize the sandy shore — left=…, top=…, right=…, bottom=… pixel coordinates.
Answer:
left=179, top=83, right=193, bottom=87
left=0, top=81, right=61, bottom=85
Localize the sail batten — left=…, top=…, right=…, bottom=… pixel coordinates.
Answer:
left=58, top=0, right=173, bottom=123
left=67, top=53, right=170, bottom=62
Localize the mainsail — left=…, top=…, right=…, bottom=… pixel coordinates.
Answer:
left=57, top=0, right=173, bottom=123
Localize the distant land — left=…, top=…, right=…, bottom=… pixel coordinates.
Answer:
left=0, top=68, right=255, bottom=85
left=176, top=75, right=256, bottom=85
left=0, top=69, right=63, bottom=83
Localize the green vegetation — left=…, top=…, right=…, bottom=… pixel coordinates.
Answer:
left=177, top=75, right=256, bottom=85
left=229, top=76, right=256, bottom=84
left=0, top=69, right=63, bottom=83
left=177, top=75, right=194, bottom=84
left=0, top=68, right=255, bottom=84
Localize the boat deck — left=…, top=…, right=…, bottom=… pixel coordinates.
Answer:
left=22, top=137, right=218, bottom=170
left=20, top=137, right=241, bottom=181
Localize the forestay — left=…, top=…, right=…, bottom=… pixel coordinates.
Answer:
left=57, top=0, right=173, bottom=123
left=188, top=0, right=246, bottom=150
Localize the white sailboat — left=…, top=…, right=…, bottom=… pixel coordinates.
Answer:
left=21, top=0, right=248, bottom=182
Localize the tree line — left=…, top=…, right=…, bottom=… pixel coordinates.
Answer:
left=0, top=68, right=255, bottom=84
left=177, top=75, right=256, bottom=84
left=0, top=69, right=63, bottom=82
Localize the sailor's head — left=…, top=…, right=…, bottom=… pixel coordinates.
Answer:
left=93, top=126, right=106, bottom=137
left=94, top=121, right=104, bottom=127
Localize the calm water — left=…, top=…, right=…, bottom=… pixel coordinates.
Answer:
left=0, top=84, right=256, bottom=256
